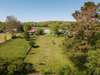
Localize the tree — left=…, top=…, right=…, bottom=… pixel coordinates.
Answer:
left=36, top=28, right=44, bottom=35
left=23, top=22, right=37, bottom=47
left=49, top=22, right=60, bottom=35
left=0, top=22, right=5, bottom=32
left=66, top=1, right=100, bottom=51
left=28, top=33, right=37, bottom=48
left=64, top=1, right=100, bottom=74
left=23, top=22, right=34, bottom=32
left=49, top=22, right=68, bottom=36
left=85, top=50, right=100, bottom=75
left=5, top=16, right=22, bottom=38
left=24, top=31, right=37, bottom=47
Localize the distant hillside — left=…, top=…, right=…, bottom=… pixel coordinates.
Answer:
left=34, top=21, right=75, bottom=27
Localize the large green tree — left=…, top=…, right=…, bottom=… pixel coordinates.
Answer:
left=64, top=2, right=100, bottom=75
left=23, top=22, right=35, bottom=32
left=66, top=1, right=100, bottom=51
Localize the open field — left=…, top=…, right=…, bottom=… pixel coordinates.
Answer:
left=25, top=36, right=74, bottom=74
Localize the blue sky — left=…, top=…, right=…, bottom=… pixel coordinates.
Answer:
left=0, top=0, right=99, bottom=22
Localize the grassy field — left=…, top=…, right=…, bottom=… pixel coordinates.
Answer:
left=0, top=38, right=30, bottom=60
left=25, top=35, right=74, bottom=74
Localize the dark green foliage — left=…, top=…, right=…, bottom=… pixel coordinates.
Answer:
left=24, top=32, right=30, bottom=41
left=23, top=22, right=32, bottom=32
left=43, top=69, right=54, bottom=75
left=29, top=38, right=36, bottom=47
left=84, top=1, right=96, bottom=7
left=28, top=33, right=37, bottom=48
left=24, top=31, right=37, bottom=48
left=85, top=50, right=100, bottom=75
left=0, top=58, right=35, bottom=75
left=68, top=1, right=100, bottom=51
left=70, top=52, right=87, bottom=70
left=58, top=65, right=73, bottom=75
left=36, top=28, right=44, bottom=35
left=64, top=2, right=100, bottom=75
left=0, top=22, right=5, bottom=33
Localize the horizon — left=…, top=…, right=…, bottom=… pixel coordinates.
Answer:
left=0, top=0, right=99, bottom=22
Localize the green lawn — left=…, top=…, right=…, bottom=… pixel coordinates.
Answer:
left=25, top=36, right=74, bottom=74
left=0, top=38, right=30, bottom=60
left=0, top=35, right=74, bottom=74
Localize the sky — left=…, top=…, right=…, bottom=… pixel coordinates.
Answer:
left=0, top=0, right=99, bottom=22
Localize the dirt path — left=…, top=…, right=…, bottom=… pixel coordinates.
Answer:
left=25, top=36, right=73, bottom=74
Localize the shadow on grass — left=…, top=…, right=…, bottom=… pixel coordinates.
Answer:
left=32, top=45, right=40, bottom=48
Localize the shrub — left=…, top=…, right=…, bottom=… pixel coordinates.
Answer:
left=85, top=50, right=100, bottom=75
left=58, top=65, right=75, bottom=75
left=43, top=68, right=54, bottom=75
left=70, top=52, right=87, bottom=70
left=36, top=28, right=44, bottom=35
left=24, top=32, right=30, bottom=41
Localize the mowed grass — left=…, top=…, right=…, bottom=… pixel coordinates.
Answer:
left=0, top=38, right=30, bottom=60
left=25, top=36, right=74, bottom=73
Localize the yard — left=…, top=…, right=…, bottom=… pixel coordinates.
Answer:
left=0, top=34, right=74, bottom=74
left=0, top=33, right=74, bottom=74
left=0, top=38, right=30, bottom=60
left=25, top=35, right=74, bottom=74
